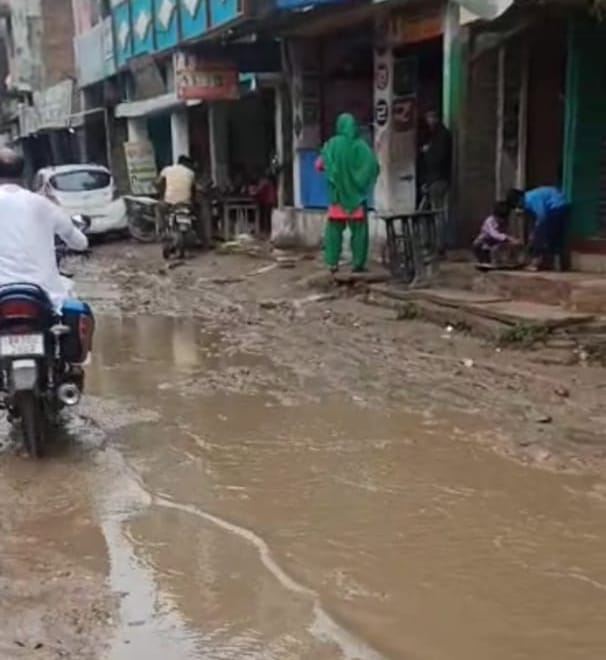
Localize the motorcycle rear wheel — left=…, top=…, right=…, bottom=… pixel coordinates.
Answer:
left=176, top=230, right=187, bottom=260
left=16, top=392, right=47, bottom=458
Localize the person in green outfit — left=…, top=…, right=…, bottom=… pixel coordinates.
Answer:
left=315, top=113, right=379, bottom=273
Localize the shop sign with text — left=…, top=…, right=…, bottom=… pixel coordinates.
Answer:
left=175, top=53, right=239, bottom=101
left=124, top=141, right=157, bottom=194
left=387, top=8, right=442, bottom=46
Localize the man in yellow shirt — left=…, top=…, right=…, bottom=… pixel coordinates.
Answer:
left=155, top=155, right=196, bottom=238
left=157, top=155, right=195, bottom=205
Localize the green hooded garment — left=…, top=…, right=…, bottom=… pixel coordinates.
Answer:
left=321, top=113, right=379, bottom=216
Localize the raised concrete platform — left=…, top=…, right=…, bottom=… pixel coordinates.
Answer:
left=472, top=269, right=606, bottom=314
left=376, top=286, right=507, bottom=307
left=370, top=285, right=594, bottom=329
left=464, top=300, right=593, bottom=328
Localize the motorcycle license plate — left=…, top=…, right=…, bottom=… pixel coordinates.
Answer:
left=176, top=215, right=192, bottom=227
left=0, top=334, right=44, bottom=357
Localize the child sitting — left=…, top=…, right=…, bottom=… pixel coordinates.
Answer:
left=473, top=201, right=521, bottom=265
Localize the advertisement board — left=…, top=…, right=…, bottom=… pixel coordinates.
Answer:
left=124, top=141, right=158, bottom=194
left=175, top=53, right=239, bottom=101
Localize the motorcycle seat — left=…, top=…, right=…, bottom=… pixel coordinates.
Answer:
left=0, top=283, right=53, bottom=310
left=170, top=202, right=194, bottom=212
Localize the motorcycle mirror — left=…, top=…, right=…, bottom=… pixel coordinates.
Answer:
left=71, top=214, right=91, bottom=232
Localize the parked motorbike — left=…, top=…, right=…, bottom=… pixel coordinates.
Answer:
left=0, top=215, right=94, bottom=458
left=124, top=195, right=159, bottom=243
left=162, top=203, right=196, bottom=260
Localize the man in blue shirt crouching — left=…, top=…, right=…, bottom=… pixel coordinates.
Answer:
left=507, top=187, right=570, bottom=271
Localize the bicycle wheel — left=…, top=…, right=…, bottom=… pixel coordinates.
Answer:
left=387, top=225, right=415, bottom=284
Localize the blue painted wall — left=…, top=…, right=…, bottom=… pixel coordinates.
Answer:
left=299, top=148, right=375, bottom=209
left=179, top=0, right=208, bottom=40
left=112, top=1, right=133, bottom=69
left=131, top=0, right=155, bottom=56
left=153, top=0, right=179, bottom=50
left=300, top=150, right=328, bottom=208
left=209, top=0, right=242, bottom=28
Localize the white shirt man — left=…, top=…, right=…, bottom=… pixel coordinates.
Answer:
left=0, top=184, right=88, bottom=312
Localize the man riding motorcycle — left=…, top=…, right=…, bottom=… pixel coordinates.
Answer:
left=0, top=148, right=89, bottom=313
left=156, top=155, right=198, bottom=258
left=0, top=148, right=94, bottom=457
left=157, top=155, right=196, bottom=207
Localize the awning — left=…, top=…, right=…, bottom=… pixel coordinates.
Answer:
left=17, top=104, right=106, bottom=137
left=115, top=93, right=201, bottom=120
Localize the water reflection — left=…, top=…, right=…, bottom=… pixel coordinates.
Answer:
left=85, top=315, right=606, bottom=660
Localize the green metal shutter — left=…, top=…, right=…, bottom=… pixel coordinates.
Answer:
left=563, top=17, right=606, bottom=239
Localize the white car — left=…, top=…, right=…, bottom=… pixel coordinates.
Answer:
left=34, top=164, right=128, bottom=236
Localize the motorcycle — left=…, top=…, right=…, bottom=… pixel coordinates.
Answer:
left=162, top=202, right=196, bottom=260
left=0, top=215, right=94, bottom=457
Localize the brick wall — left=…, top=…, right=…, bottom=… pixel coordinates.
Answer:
left=40, top=0, right=75, bottom=88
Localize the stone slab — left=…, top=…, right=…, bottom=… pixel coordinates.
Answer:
left=333, top=271, right=389, bottom=285
left=369, top=285, right=507, bottom=306
left=465, top=300, right=594, bottom=327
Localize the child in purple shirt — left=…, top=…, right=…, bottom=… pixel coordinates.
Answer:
left=473, top=201, right=521, bottom=264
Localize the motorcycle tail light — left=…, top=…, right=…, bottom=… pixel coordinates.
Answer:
left=78, top=315, right=93, bottom=355
left=0, top=300, right=41, bottom=319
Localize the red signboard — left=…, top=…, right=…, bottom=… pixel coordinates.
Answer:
left=175, top=53, right=239, bottom=101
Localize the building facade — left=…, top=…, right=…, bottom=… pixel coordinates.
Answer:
left=1, top=0, right=604, bottom=266
left=0, top=0, right=84, bottom=180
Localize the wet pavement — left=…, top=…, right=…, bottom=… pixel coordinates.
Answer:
left=1, top=248, right=606, bottom=659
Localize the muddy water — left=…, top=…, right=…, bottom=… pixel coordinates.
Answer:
left=3, top=314, right=606, bottom=659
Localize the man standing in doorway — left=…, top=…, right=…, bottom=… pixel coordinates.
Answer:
left=420, top=110, right=452, bottom=255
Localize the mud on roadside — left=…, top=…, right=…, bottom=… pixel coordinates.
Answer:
left=0, top=455, right=115, bottom=660
left=76, top=242, right=606, bottom=477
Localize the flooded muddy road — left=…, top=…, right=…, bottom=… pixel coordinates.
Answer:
left=1, top=245, right=606, bottom=659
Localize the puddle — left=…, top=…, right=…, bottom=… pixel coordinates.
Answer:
left=1, top=314, right=605, bottom=659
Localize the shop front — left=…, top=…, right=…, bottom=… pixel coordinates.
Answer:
left=373, top=2, right=445, bottom=214
left=458, top=5, right=567, bottom=245
left=116, top=92, right=194, bottom=192
left=289, top=25, right=374, bottom=209
left=175, top=39, right=282, bottom=198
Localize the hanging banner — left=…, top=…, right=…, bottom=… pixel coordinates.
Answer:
left=34, top=80, right=74, bottom=131
left=175, top=53, right=239, bottom=101
left=124, top=141, right=157, bottom=195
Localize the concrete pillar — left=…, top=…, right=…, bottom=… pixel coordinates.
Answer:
left=373, top=46, right=416, bottom=214
left=208, top=102, right=229, bottom=187
left=373, top=47, right=394, bottom=213
left=171, top=108, right=189, bottom=162
left=127, top=118, right=148, bottom=142
left=274, top=82, right=285, bottom=208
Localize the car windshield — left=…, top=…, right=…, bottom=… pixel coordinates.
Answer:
left=50, top=170, right=111, bottom=192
